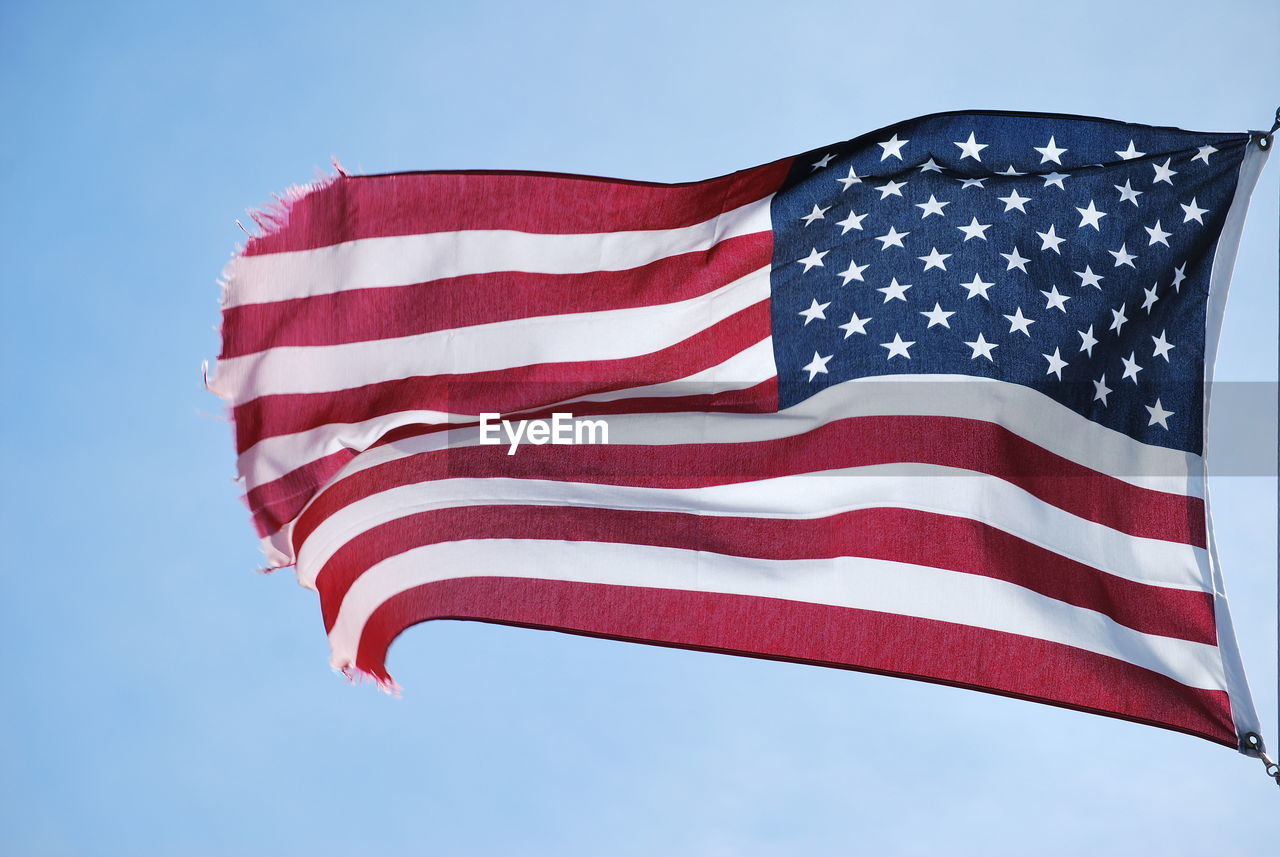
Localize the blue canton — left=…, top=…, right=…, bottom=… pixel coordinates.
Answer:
left=770, top=111, right=1248, bottom=454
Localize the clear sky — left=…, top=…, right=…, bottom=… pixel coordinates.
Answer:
left=3, top=1, right=1278, bottom=854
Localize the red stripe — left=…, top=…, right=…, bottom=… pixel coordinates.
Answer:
left=221, top=233, right=772, bottom=358
left=243, top=161, right=791, bottom=256
left=352, top=577, right=1236, bottom=747
left=243, top=449, right=353, bottom=538
left=312, top=505, right=1216, bottom=643
left=293, top=414, right=1205, bottom=551
left=233, top=299, right=772, bottom=453
left=243, top=380, right=779, bottom=538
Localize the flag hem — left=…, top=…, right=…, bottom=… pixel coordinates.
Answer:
left=1200, top=137, right=1270, bottom=752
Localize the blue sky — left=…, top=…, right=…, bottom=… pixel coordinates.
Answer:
left=3, top=1, right=1278, bottom=854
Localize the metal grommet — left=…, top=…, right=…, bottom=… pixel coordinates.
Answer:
left=1243, top=733, right=1280, bottom=785
left=1259, top=134, right=1273, bottom=151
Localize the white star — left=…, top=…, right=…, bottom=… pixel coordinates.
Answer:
left=1001, top=246, right=1030, bottom=273
left=876, top=179, right=908, bottom=199
left=1116, top=140, right=1146, bottom=160
left=801, top=203, right=831, bottom=226
left=1144, top=220, right=1172, bottom=247
left=1121, top=352, right=1143, bottom=383
left=1093, top=374, right=1112, bottom=405
left=811, top=153, right=836, bottom=171
left=954, top=132, right=989, bottom=161
left=881, top=332, right=915, bottom=359
left=1043, top=348, right=1067, bottom=379
left=956, top=177, right=987, bottom=189
left=1090, top=373, right=1111, bottom=406
left=956, top=216, right=992, bottom=241
left=1036, top=223, right=1066, bottom=254
left=802, top=351, right=833, bottom=380
left=799, top=298, right=830, bottom=325
left=1172, top=262, right=1187, bottom=291
left=1146, top=398, right=1173, bottom=429
left=965, top=332, right=999, bottom=361
left=1110, top=304, right=1129, bottom=334
left=1152, top=158, right=1177, bottom=185
left=997, top=165, right=1026, bottom=176
left=915, top=194, right=950, bottom=218
left=1194, top=145, right=1218, bottom=165
left=839, top=312, right=871, bottom=338
left=875, top=226, right=910, bottom=249
left=837, top=167, right=862, bottom=190
left=1152, top=330, right=1175, bottom=361
left=997, top=189, right=1032, bottom=213
left=877, top=277, right=912, bottom=302
left=1077, top=200, right=1107, bottom=230
left=918, top=247, right=952, bottom=271
left=1114, top=179, right=1143, bottom=206
left=1042, top=172, right=1070, bottom=189
left=960, top=273, right=994, bottom=300
left=1004, top=306, right=1036, bottom=336
left=918, top=158, right=944, bottom=173
left=920, top=302, right=955, bottom=328
left=1078, top=325, right=1098, bottom=356
left=1075, top=265, right=1104, bottom=289
left=1041, top=285, right=1071, bottom=312
left=1034, top=136, right=1068, bottom=164
left=878, top=134, right=909, bottom=161
left=1141, top=282, right=1159, bottom=313
left=1109, top=243, right=1137, bottom=268
left=1181, top=198, right=1208, bottom=224
left=836, top=209, right=868, bottom=234
left=837, top=259, right=870, bottom=285
left=798, top=247, right=828, bottom=272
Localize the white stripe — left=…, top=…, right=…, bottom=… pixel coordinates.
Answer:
left=273, top=374, right=1201, bottom=500
left=213, top=267, right=769, bottom=403
left=327, top=539, right=1227, bottom=692
left=603, top=375, right=1201, bottom=496
left=560, top=336, right=776, bottom=405
left=295, top=465, right=1211, bottom=593
left=221, top=197, right=774, bottom=309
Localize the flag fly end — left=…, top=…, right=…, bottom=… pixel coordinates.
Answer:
left=337, top=662, right=402, bottom=698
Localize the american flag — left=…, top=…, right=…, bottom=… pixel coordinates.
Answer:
left=211, top=110, right=1268, bottom=750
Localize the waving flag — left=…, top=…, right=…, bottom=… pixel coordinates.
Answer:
left=211, top=110, right=1270, bottom=751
